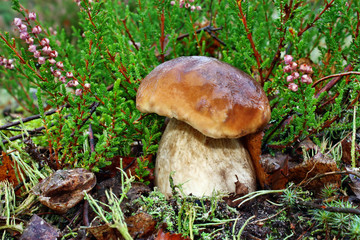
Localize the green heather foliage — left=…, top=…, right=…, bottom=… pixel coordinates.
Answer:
left=0, top=0, right=359, bottom=171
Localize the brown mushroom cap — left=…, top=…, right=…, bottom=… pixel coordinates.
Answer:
left=136, top=56, right=271, bottom=139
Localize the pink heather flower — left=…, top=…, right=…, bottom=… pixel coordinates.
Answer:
left=56, top=61, right=64, bottom=69
left=283, top=65, right=292, bottom=73
left=42, top=46, right=52, bottom=55
left=26, top=37, right=34, bottom=45
left=75, top=89, right=83, bottom=96
left=284, top=55, right=293, bottom=65
left=34, top=50, right=41, bottom=58
left=53, top=70, right=61, bottom=78
left=6, top=64, right=15, bottom=70
left=288, top=82, right=298, bottom=92
left=2, top=58, right=7, bottom=65
left=19, top=32, right=29, bottom=40
left=49, top=50, right=58, bottom=58
left=290, top=62, right=298, bottom=71
left=170, top=1, right=175, bottom=5
left=301, top=74, right=312, bottom=84
left=292, top=72, right=300, bottom=79
left=196, top=6, right=202, bottom=10
left=66, top=80, right=78, bottom=87
left=84, top=83, right=91, bottom=89
left=38, top=57, right=45, bottom=64
left=28, top=45, right=37, bottom=53
left=28, top=12, right=36, bottom=21
left=59, top=76, right=66, bottom=83
left=8, top=59, right=14, bottom=64
left=13, top=18, right=22, bottom=27
left=189, top=0, right=194, bottom=2
left=40, top=38, right=50, bottom=46
left=185, top=3, right=191, bottom=8
left=66, top=72, right=74, bottom=78
left=48, top=58, right=56, bottom=65
left=191, top=5, right=196, bottom=11
left=32, top=26, right=42, bottom=34
left=49, top=27, right=57, bottom=36
left=299, top=64, right=313, bottom=74
left=19, top=24, right=27, bottom=32
left=286, top=75, right=294, bottom=82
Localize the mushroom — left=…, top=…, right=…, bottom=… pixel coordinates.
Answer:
left=136, top=56, right=271, bottom=197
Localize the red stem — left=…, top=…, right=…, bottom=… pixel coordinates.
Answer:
left=237, top=1, right=263, bottom=84
left=160, top=8, right=165, bottom=62
left=297, top=0, right=335, bottom=37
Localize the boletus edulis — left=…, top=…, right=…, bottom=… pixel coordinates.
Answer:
left=136, top=56, right=271, bottom=197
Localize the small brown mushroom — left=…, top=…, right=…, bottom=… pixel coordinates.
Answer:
left=136, top=56, right=270, bottom=196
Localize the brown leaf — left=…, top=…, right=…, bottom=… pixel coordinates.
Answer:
left=87, top=223, right=122, bottom=240
left=234, top=176, right=249, bottom=196
left=0, top=152, right=24, bottom=194
left=126, top=212, right=157, bottom=238
left=288, top=152, right=341, bottom=190
left=0, top=152, right=21, bottom=184
left=20, top=214, right=60, bottom=240
left=262, top=153, right=289, bottom=190
left=243, top=132, right=269, bottom=189
left=155, top=228, right=191, bottom=240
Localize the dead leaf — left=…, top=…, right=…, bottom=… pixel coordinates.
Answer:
left=234, top=176, right=249, bottom=196
left=32, top=168, right=96, bottom=214
left=126, top=212, right=157, bottom=238
left=20, top=214, right=60, bottom=240
left=0, top=152, right=24, bottom=194
left=288, top=152, right=341, bottom=190
left=155, top=228, right=191, bottom=240
left=0, top=152, right=22, bottom=185
left=262, top=153, right=289, bottom=190
left=87, top=223, right=122, bottom=240
left=87, top=213, right=156, bottom=240
left=224, top=176, right=250, bottom=207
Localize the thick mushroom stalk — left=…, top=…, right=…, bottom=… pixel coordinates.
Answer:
left=156, top=118, right=256, bottom=196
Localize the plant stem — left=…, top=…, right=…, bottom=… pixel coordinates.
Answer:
left=352, top=102, right=358, bottom=168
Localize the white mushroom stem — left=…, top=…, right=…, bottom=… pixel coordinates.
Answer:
left=155, top=118, right=256, bottom=197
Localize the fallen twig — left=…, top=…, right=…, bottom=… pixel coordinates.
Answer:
left=0, top=107, right=63, bottom=131
left=312, top=71, right=360, bottom=87
left=301, top=170, right=360, bottom=188
left=297, top=199, right=360, bottom=215
left=315, top=64, right=353, bottom=98
left=249, top=207, right=287, bottom=225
